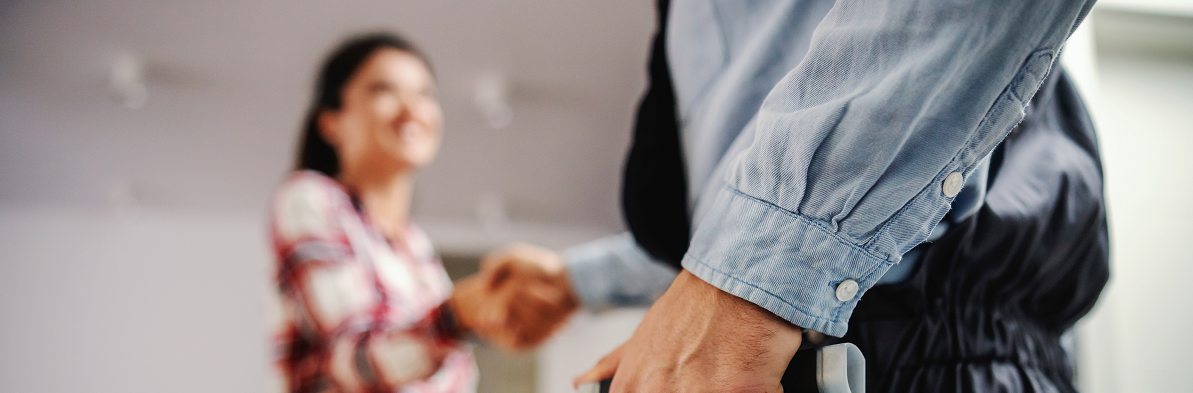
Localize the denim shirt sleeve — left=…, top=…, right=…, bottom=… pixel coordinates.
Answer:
left=564, top=233, right=679, bottom=311
left=680, top=0, right=1095, bottom=337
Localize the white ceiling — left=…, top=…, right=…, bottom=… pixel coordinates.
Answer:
left=0, top=0, right=656, bottom=229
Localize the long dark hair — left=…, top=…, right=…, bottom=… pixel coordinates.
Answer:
left=296, top=32, right=432, bottom=177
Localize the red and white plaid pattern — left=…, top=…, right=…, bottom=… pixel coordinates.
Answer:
left=269, top=171, right=477, bottom=393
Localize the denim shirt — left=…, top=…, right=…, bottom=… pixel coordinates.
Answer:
left=567, top=0, right=1094, bottom=337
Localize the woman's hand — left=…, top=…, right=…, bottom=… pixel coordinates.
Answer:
left=451, top=244, right=580, bottom=351
left=479, top=243, right=580, bottom=349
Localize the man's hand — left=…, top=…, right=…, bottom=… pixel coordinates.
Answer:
left=449, top=275, right=522, bottom=349
left=574, top=270, right=802, bottom=392
left=480, top=243, right=579, bottom=350
left=453, top=243, right=580, bottom=351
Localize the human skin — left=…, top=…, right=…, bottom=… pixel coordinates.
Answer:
left=480, top=244, right=804, bottom=391
left=317, top=48, right=442, bottom=237
left=574, top=270, right=803, bottom=393
left=476, top=244, right=581, bottom=350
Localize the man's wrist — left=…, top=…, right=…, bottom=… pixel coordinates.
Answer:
left=599, top=269, right=803, bottom=391
left=673, top=270, right=803, bottom=366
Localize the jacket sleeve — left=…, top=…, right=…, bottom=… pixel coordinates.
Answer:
left=680, top=0, right=1095, bottom=337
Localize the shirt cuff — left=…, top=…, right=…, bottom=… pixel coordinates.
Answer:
left=682, top=187, right=896, bottom=337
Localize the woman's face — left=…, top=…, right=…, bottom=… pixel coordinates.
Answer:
left=319, top=48, right=443, bottom=176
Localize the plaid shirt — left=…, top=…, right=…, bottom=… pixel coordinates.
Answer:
left=269, top=171, right=477, bottom=393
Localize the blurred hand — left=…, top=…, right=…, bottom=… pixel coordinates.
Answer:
left=449, top=274, right=502, bottom=341
left=453, top=243, right=580, bottom=351
left=573, top=270, right=802, bottom=392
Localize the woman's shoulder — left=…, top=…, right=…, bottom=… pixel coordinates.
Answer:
left=270, top=170, right=353, bottom=242
left=273, top=170, right=350, bottom=206
left=277, top=170, right=343, bottom=194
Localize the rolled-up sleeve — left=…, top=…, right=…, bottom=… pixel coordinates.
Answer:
left=681, top=0, right=1095, bottom=337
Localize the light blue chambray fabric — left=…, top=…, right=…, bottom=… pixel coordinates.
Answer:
left=564, top=233, right=678, bottom=310
left=563, top=0, right=1092, bottom=335
left=675, top=0, right=1094, bottom=337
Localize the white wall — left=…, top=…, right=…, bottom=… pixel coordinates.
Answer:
left=0, top=0, right=652, bottom=229
left=1096, top=55, right=1193, bottom=391
left=1071, top=7, right=1193, bottom=393
left=0, top=206, right=271, bottom=392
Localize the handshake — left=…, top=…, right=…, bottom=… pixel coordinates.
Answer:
left=448, top=243, right=581, bottom=351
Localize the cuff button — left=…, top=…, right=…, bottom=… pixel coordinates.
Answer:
left=836, top=279, right=859, bottom=302
left=942, top=172, right=964, bottom=197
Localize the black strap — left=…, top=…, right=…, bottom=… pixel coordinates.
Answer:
left=621, top=0, right=690, bottom=268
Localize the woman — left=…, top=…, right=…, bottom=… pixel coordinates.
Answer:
left=269, top=33, right=497, bottom=393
